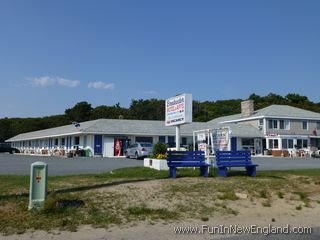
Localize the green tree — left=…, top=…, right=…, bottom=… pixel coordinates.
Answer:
left=285, top=93, right=309, bottom=104
left=65, top=102, right=92, bottom=122
left=0, top=118, right=12, bottom=142
left=91, top=103, right=129, bottom=119
left=129, top=99, right=165, bottom=120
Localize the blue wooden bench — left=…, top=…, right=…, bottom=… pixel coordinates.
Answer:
left=215, top=150, right=258, bottom=177
left=167, top=151, right=210, bottom=178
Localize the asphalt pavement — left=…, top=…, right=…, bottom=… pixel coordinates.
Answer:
left=1, top=153, right=320, bottom=176
left=0, top=153, right=143, bottom=176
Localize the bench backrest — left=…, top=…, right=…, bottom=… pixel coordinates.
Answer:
left=215, top=150, right=252, bottom=166
left=167, top=151, right=205, bottom=165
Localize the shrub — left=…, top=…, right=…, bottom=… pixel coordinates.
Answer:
left=277, top=191, right=284, bottom=199
left=154, top=153, right=167, bottom=160
left=153, top=142, right=167, bottom=155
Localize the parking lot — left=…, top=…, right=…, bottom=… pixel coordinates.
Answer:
left=0, top=153, right=143, bottom=176
left=1, top=153, right=320, bottom=176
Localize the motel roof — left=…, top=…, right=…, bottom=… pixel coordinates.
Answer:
left=210, top=105, right=320, bottom=124
left=257, top=105, right=320, bottom=119
left=6, top=119, right=208, bottom=142
left=6, top=105, right=320, bottom=142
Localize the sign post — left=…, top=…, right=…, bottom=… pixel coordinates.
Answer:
left=165, top=93, right=192, bottom=150
left=176, top=125, right=180, bottom=151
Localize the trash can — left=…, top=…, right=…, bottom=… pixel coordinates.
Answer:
left=85, top=149, right=89, bottom=157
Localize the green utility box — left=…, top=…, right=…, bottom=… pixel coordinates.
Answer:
left=28, top=161, right=48, bottom=210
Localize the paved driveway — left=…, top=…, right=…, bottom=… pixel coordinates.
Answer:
left=248, top=156, right=320, bottom=170
left=1, top=154, right=320, bottom=176
left=0, top=153, right=143, bottom=176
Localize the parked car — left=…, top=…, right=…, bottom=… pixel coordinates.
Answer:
left=0, top=143, right=20, bottom=154
left=125, top=142, right=153, bottom=159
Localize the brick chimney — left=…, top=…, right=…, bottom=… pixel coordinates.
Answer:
left=241, top=100, right=254, bottom=117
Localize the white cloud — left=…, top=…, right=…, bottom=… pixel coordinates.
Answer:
left=57, top=77, right=80, bottom=87
left=27, top=76, right=80, bottom=88
left=88, top=81, right=115, bottom=90
left=28, top=76, right=55, bottom=87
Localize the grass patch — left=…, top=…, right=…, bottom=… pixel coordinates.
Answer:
left=201, top=216, right=209, bottom=222
left=293, top=191, right=310, bottom=206
left=277, top=191, right=284, bottom=199
left=126, top=205, right=179, bottom=221
left=217, top=190, right=239, bottom=201
left=258, top=190, right=268, bottom=199
left=43, top=193, right=84, bottom=214
left=262, top=200, right=271, bottom=207
left=0, top=176, right=30, bottom=196
left=1, top=167, right=320, bottom=235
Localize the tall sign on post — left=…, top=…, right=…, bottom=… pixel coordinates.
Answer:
left=165, top=93, right=192, bottom=150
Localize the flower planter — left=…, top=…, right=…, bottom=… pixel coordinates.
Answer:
left=144, top=158, right=169, bottom=170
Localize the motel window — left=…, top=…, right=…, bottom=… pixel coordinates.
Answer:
left=282, top=139, right=293, bottom=149
left=135, top=137, right=153, bottom=143
left=317, top=122, right=320, bottom=130
left=279, top=120, right=290, bottom=130
left=61, top=138, right=65, bottom=146
left=83, top=135, right=87, bottom=147
left=242, top=138, right=254, bottom=151
left=74, top=136, right=80, bottom=146
left=167, top=136, right=175, bottom=147
left=288, top=139, right=294, bottom=148
left=258, top=119, right=263, bottom=126
left=268, top=139, right=279, bottom=149
left=268, top=120, right=278, bottom=129
left=297, top=139, right=308, bottom=149
left=302, top=121, right=308, bottom=130
left=282, top=139, right=287, bottom=149
left=159, top=136, right=166, bottom=143
left=168, top=136, right=175, bottom=143
left=242, top=138, right=254, bottom=146
left=182, top=137, right=187, bottom=146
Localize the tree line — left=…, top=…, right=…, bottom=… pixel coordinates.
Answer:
left=1, top=93, right=320, bottom=142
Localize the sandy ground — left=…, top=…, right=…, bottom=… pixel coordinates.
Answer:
left=1, top=179, right=320, bottom=240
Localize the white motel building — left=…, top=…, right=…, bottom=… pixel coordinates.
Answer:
left=6, top=100, right=320, bottom=157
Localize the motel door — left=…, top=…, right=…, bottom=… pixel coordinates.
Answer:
left=103, top=137, right=114, bottom=157
left=255, top=139, right=262, bottom=155
left=94, top=135, right=103, bottom=155
left=231, top=137, right=237, bottom=151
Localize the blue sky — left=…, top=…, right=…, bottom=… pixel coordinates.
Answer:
left=0, top=0, right=319, bottom=118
